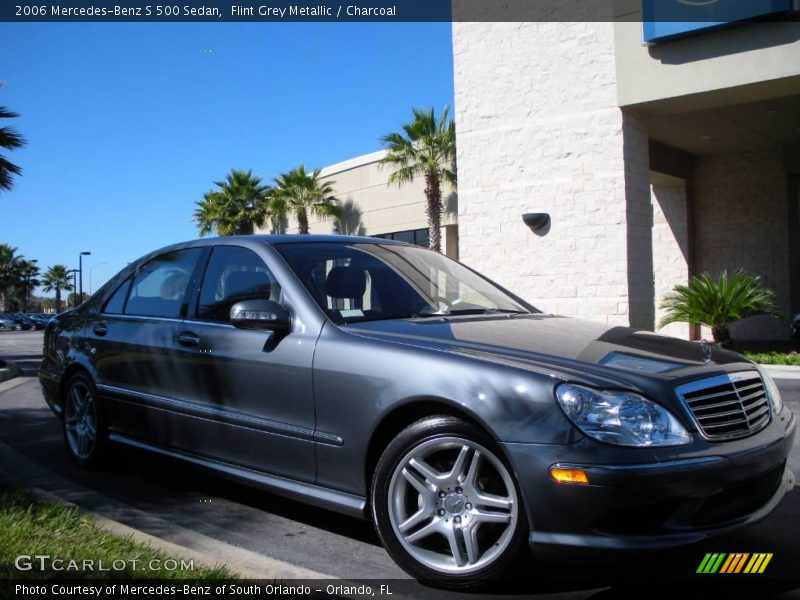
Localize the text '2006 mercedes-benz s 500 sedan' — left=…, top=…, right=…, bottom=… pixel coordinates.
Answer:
left=39, top=236, right=795, bottom=585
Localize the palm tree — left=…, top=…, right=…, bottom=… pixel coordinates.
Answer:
left=379, top=106, right=456, bottom=253
left=18, top=259, right=40, bottom=312
left=41, top=265, right=74, bottom=313
left=659, top=270, right=779, bottom=349
left=271, top=165, right=341, bottom=234
left=0, top=243, right=23, bottom=311
left=193, top=169, right=271, bottom=236
left=0, top=106, right=27, bottom=192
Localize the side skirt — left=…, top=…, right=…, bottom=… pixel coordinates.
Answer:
left=108, top=433, right=367, bottom=519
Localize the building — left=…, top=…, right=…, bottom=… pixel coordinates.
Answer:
left=256, top=150, right=459, bottom=259
left=265, top=4, right=799, bottom=344
left=451, top=4, right=800, bottom=343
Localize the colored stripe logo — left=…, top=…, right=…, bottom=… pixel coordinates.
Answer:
left=697, top=553, right=773, bottom=574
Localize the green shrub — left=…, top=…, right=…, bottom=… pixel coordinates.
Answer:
left=660, top=270, right=778, bottom=349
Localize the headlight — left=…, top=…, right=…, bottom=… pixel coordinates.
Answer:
left=759, top=369, right=783, bottom=415
left=555, top=383, right=691, bottom=447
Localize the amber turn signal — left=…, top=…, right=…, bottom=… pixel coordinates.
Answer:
left=550, top=467, right=589, bottom=484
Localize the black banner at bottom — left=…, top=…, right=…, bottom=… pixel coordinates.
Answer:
left=2, top=579, right=800, bottom=600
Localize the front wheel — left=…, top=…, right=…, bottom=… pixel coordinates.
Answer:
left=371, top=416, right=528, bottom=586
left=62, top=373, right=110, bottom=469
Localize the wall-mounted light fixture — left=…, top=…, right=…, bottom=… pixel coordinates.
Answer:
left=522, top=212, right=551, bottom=236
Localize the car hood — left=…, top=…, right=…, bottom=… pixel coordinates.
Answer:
left=342, top=313, right=751, bottom=387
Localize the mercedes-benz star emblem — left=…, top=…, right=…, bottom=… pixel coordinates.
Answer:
left=701, top=340, right=714, bottom=364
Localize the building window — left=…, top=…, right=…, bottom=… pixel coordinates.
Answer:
left=374, top=228, right=429, bottom=248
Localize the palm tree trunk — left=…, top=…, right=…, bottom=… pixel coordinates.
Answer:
left=711, top=325, right=732, bottom=349
left=297, top=209, right=310, bottom=235
left=425, top=171, right=442, bottom=253
left=55, top=288, right=61, bottom=313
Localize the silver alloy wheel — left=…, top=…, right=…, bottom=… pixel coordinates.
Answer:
left=64, top=381, right=97, bottom=460
left=387, top=436, right=519, bottom=575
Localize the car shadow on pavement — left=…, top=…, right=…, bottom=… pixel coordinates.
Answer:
left=0, top=353, right=43, bottom=376
left=1, top=402, right=798, bottom=598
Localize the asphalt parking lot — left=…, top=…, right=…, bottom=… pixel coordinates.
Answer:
left=0, top=331, right=798, bottom=599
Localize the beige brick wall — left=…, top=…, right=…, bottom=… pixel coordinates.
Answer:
left=452, top=21, right=654, bottom=327
left=651, top=181, right=690, bottom=339
left=694, top=149, right=791, bottom=342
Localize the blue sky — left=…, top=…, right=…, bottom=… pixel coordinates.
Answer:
left=0, top=22, right=454, bottom=294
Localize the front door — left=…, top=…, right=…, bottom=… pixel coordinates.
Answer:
left=168, top=244, right=317, bottom=483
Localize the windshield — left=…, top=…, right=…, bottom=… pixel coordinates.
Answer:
left=275, top=242, right=535, bottom=324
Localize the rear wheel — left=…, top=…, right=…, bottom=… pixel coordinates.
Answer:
left=62, top=373, right=110, bottom=469
left=371, top=416, right=528, bottom=586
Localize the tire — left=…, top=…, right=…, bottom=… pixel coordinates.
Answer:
left=371, top=416, right=528, bottom=587
left=62, top=373, right=111, bottom=469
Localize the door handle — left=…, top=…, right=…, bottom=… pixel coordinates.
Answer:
left=176, top=331, right=201, bottom=347
left=92, top=324, right=108, bottom=337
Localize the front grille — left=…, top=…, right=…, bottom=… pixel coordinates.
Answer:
left=676, top=371, right=771, bottom=441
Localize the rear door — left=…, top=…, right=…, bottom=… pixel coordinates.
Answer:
left=90, top=247, right=206, bottom=445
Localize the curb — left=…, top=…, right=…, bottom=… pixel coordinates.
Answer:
left=0, top=438, right=334, bottom=580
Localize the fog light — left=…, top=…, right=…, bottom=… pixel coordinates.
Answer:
left=550, top=467, right=589, bottom=484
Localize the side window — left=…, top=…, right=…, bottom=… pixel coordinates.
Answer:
left=103, top=278, right=132, bottom=314
left=196, top=246, right=281, bottom=323
left=124, top=248, right=203, bottom=319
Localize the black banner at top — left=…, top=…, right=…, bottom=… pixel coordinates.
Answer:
left=2, top=0, right=799, bottom=23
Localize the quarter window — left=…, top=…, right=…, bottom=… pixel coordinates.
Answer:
left=196, top=246, right=280, bottom=323
left=124, top=248, right=203, bottom=319
left=103, top=278, right=132, bottom=314
left=374, top=228, right=429, bottom=248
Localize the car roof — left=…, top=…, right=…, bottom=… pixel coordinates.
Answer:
left=117, top=234, right=411, bottom=276
left=186, top=234, right=404, bottom=246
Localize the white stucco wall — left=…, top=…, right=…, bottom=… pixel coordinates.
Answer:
left=615, top=20, right=800, bottom=110
left=452, top=21, right=654, bottom=328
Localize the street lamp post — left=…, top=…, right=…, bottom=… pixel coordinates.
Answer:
left=66, top=269, right=79, bottom=309
left=78, top=251, right=91, bottom=304
left=89, top=261, right=109, bottom=295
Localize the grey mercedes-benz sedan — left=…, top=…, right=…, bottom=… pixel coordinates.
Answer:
left=39, top=235, right=795, bottom=585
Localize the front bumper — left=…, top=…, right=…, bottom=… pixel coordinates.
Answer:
left=502, top=408, right=796, bottom=559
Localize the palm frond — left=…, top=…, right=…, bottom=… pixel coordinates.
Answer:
left=0, top=106, right=26, bottom=192
left=659, top=270, right=779, bottom=331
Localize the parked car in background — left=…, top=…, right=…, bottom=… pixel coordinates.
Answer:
left=792, top=314, right=800, bottom=339
left=3, top=313, right=35, bottom=331
left=26, top=313, right=55, bottom=329
left=0, top=315, right=20, bottom=331
left=40, top=236, right=796, bottom=586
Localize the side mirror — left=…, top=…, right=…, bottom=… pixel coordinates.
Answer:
left=230, top=300, right=290, bottom=332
